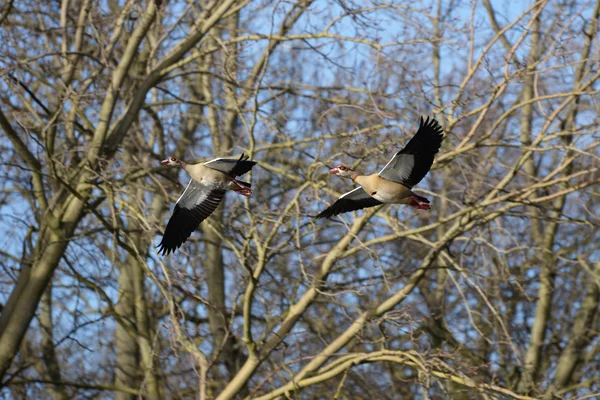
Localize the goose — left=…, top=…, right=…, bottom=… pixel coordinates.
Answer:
left=158, top=153, right=257, bottom=255
left=315, top=117, right=444, bottom=219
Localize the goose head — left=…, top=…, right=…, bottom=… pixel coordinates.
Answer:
left=161, top=157, right=182, bottom=167
left=329, top=164, right=355, bottom=178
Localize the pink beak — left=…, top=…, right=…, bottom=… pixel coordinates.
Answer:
left=160, top=159, right=170, bottom=165
left=329, top=167, right=339, bottom=174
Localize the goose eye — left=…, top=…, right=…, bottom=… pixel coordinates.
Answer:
left=171, top=157, right=176, bottom=161
left=339, top=166, right=346, bottom=170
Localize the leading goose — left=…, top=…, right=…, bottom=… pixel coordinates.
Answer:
left=158, top=153, right=257, bottom=255
left=315, top=117, right=444, bottom=219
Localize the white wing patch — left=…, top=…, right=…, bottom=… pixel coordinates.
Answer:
left=175, top=179, right=194, bottom=205
left=394, top=154, right=415, bottom=181
left=378, top=152, right=398, bottom=175
left=379, top=153, right=415, bottom=183
left=339, top=187, right=362, bottom=199
left=203, top=158, right=227, bottom=167
left=176, top=180, right=212, bottom=209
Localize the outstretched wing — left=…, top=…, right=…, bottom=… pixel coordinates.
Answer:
left=378, top=116, right=444, bottom=188
left=203, top=153, right=257, bottom=177
left=157, top=180, right=226, bottom=256
left=315, top=187, right=382, bottom=219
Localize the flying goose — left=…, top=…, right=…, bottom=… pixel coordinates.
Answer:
left=315, top=117, right=444, bottom=219
left=158, top=153, right=257, bottom=255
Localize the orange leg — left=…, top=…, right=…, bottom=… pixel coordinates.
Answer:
left=231, top=179, right=252, bottom=196
left=408, top=194, right=431, bottom=210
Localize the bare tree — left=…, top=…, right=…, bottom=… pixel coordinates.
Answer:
left=0, top=0, right=599, bottom=399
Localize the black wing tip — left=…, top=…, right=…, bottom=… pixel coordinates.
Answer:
left=314, top=202, right=339, bottom=219
left=418, top=115, right=444, bottom=136
left=231, top=155, right=258, bottom=177
left=314, top=210, right=333, bottom=220
left=157, top=239, right=185, bottom=256
left=238, top=153, right=250, bottom=162
left=156, top=234, right=185, bottom=255
left=237, top=153, right=257, bottom=164
left=156, top=242, right=175, bottom=256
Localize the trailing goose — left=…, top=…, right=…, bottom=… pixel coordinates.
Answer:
left=158, top=153, right=257, bottom=255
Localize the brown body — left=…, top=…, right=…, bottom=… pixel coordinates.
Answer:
left=326, top=166, right=430, bottom=212
left=354, top=174, right=413, bottom=204
left=184, top=163, right=232, bottom=189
